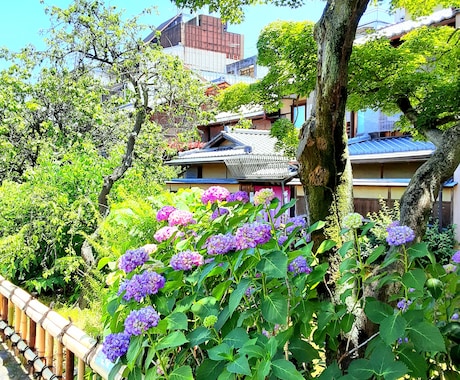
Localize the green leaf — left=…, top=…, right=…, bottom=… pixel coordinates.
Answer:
left=253, top=359, right=271, bottom=380
left=229, top=278, right=250, bottom=316
left=261, top=293, right=288, bottom=324
left=126, top=335, right=143, bottom=370
left=317, top=239, right=336, bottom=254
left=156, top=331, right=188, bottom=350
left=380, top=314, right=407, bottom=346
left=289, top=337, right=320, bottom=363
left=271, top=359, right=304, bottom=380
left=187, top=326, right=212, bottom=346
left=226, top=355, right=252, bottom=376
left=196, top=359, right=225, bottom=380
left=306, top=262, right=328, bottom=285
left=365, top=245, right=386, bottom=265
left=407, top=242, right=435, bottom=264
left=318, top=362, right=342, bottom=379
left=347, top=359, right=374, bottom=379
left=208, top=343, right=233, bottom=361
left=307, top=220, right=326, bottom=233
left=401, top=269, right=426, bottom=292
left=238, top=344, right=265, bottom=359
left=365, top=299, right=394, bottom=323
left=397, top=347, right=428, bottom=380
left=165, top=312, right=188, bottom=330
left=338, top=240, right=354, bottom=258
left=407, top=322, right=446, bottom=353
left=212, top=280, right=232, bottom=301
left=369, top=345, right=408, bottom=379
left=191, top=296, right=218, bottom=318
left=256, top=250, right=287, bottom=278
left=223, top=327, right=249, bottom=349
left=170, top=365, right=194, bottom=380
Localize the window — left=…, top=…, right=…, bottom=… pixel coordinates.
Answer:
left=291, top=101, right=312, bottom=128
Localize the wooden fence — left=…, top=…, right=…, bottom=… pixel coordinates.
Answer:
left=0, top=275, right=122, bottom=379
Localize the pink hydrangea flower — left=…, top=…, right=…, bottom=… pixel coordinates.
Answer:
left=154, top=226, right=179, bottom=242
left=253, top=188, right=275, bottom=206
left=201, top=186, right=231, bottom=204
left=168, top=210, right=196, bottom=227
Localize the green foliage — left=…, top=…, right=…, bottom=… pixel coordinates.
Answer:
left=100, top=190, right=460, bottom=378
left=424, top=221, right=458, bottom=265
left=269, top=118, right=299, bottom=158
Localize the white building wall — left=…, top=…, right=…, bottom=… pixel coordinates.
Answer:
left=163, top=46, right=228, bottom=73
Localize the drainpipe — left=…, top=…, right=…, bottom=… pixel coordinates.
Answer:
left=438, top=183, right=443, bottom=231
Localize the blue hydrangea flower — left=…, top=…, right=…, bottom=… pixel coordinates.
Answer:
left=125, top=306, right=160, bottom=336
left=211, top=207, right=229, bottom=220
left=120, top=271, right=165, bottom=302
left=118, top=248, right=149, bottom=273
left=234, top=222, right=272, bottom=250
left=102, top=332, right=130, bottom=362
left=288, top=256, right=312, bottom=276
left=285, top=216, right=307, bottom=234
left=386, top=224, right=415, bottom=246
left=205, top=233, right=235, bottom=255
left=452, top=251, right=460, bottom=264
left=226, top=191, right=249, bottom=203
left=170, top=250, right=204, bottom=270
left=396, top=299, right=412, bottom=312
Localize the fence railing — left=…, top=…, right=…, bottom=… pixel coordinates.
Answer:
left=0, top=275, right=122, bottom=379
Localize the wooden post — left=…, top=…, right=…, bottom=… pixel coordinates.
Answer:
left=20, top=310, right=28, bottom=340
left=56, top=342, right=64, bottom=377
left=14, top=305, right=21, bottom=331
left=36, top=324, right=45, bottom=359
left=65, top=349, right=75, bottom=380
left=45, top=332, right=54, bottom=368
left=0, top=295, right=7, bottom=340
left=78, top=358, right=85, bottom=380
left=28, top=319, right=36, bottom=350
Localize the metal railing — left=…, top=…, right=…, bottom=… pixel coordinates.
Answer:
left=0, top=276, right=122, bottom=380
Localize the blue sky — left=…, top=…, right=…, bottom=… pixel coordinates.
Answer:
left=0, top=1, right=325, bottom=59
left=0, top=1, right=394, bottom=61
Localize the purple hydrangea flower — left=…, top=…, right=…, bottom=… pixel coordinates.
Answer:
left=253, top=188, right=275, bottom=206
left=170, top=250, right=204, bottom=271
left=285, top=216, right=307, bottom=234
left=397, top=337, right=409, bottom=344
left=452, top=251, right=460, bottom=264
left=278, top=235, right=288, bottom=245
left=102, top=332, right=130, bottom=362
left=396, top=299, right=412, bottom=312
left=124, top=306, right=160, bottom=336
left=234, top=222, right=272, bottom=250
left=245, top=286, right=255, bottom=297
left=156, top=206, right=176, bottom=222
left=443, top=263, right=457, bottom=274
left=118, top=248, right=149, bottom=273
left=288, top=256, right=312, bottom=276
left=206, top=233, right=235, bottom=255
left=154, top=226, right=179, bottom=242
left=386, top=225, right=416, bottom=246
left=342, top=213, right=364, bottom=229
left=119, top=271, right=165, bottom=302
left=168, top=209, right=196, bottom=227
left=452, top=313, right=459, bottom=321
left=201, top=186, right=231, bottom=204
left=227, top=191, right=249, bottom=203
left=211, top=207, right=229, bottom=220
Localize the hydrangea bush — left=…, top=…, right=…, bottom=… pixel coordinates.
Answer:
left=101, top=187, right=460, bottom=379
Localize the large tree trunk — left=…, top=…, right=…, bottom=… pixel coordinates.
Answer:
left=400, top=123, right=460, bottom=238
left=297, top=0, right=369, bottom=239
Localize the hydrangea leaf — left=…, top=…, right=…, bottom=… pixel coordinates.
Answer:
left=226, top=355, right=252, bottom=376
left=271, top=359, right=304, bottom=380
left=229, top=278, right=251, bottom=316
left=262, top=293, right=288, bottom=325
left=365, top=299, right=394, bottom=324
left=156, top=331, right=189, bottom=350
left=256, top=251, right=287, bottom=279
left=380, top=314, right=407, bottom=346
left=407, top=322, right=446, bottom=353
left=170, top=365, right=194, bottom=380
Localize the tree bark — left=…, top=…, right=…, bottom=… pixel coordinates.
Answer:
left=297, top=0, right=369, bottom=238
left=400, top=123, right=460, bottom=238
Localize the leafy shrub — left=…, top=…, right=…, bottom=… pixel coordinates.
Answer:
left=100, top=187, right=460, bottom=379
left=424, top=221, right=458, bottom=264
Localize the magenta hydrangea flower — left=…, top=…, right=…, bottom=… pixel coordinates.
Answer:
left=118, top=247, right=149, bottom=273
left=156, top=206, right=176, bottom=222
left=102, top=332, right=130, bottom=362
left=386, top=225, right=415, bottom=246
left=168, top=209, right=196, bottom=227
left=253, top=188, right=276, bottom=206
left=452, top=251, right=460, bottom=264
left=234, top=222, right=272, bottom=250
left=206, top=233, right=235, bottom=255
left=170, top=250, right=204, bottom=270
left=119, top=271, right=165, bottom=302
left=227, top=191, right=249, bottom=203
left=124, top=306, right=160, bottom=336
left=285, top=216, right=307, bottom=234
left=288, top=256, right=312, bottom=276
left=211, top=207, right=229, bottom=220
left=201, top=186, right=231, bottom=204
left=154, top=226, right=179, bottom=242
